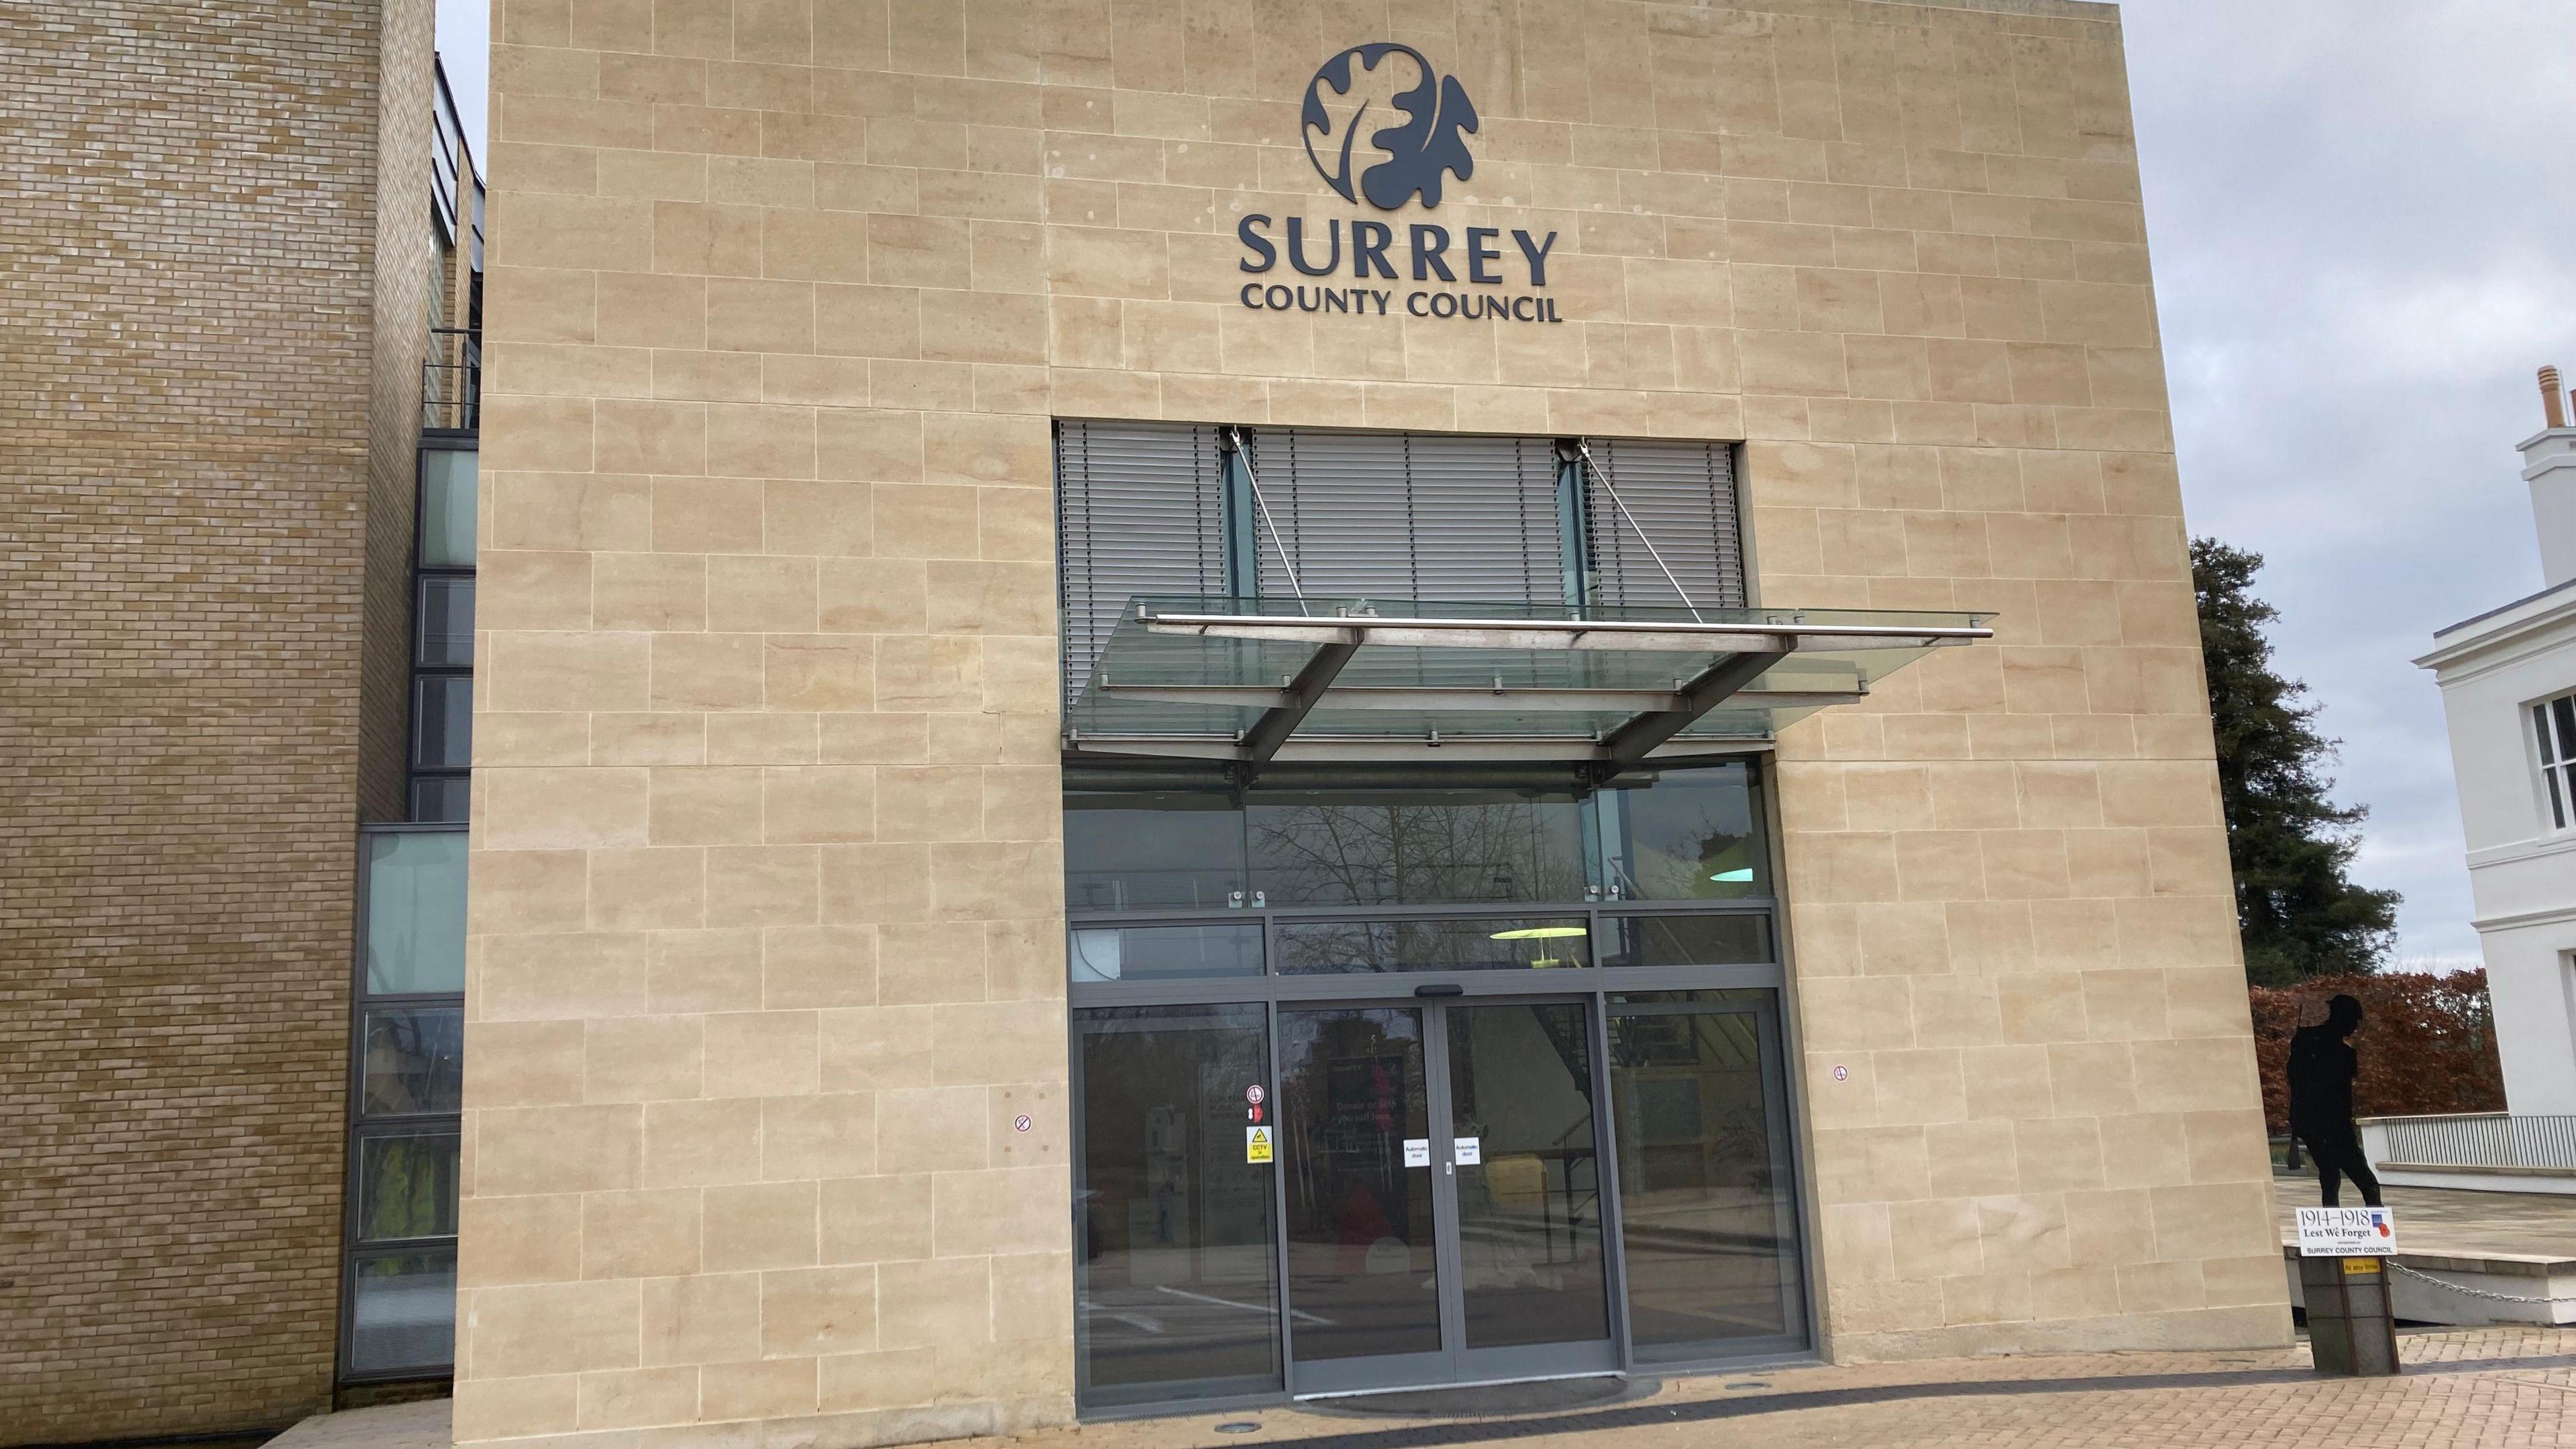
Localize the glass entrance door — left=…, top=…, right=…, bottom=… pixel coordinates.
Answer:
left=1277, top=1000, right=1615, bottom=1395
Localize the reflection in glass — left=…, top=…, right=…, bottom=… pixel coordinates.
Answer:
left=418, top=448, right=477, bottom=568
left=1601, top=763, right=1764, bottom=900
left=1066, top=790, right=1247, bottom=911
left=1064, top=765, right=1767, bottom=908
left=1607, top=991, right=1806, bottom=1360
left=1601, top=914, right=1772, bottom=968
left=1248, top=785, right=1588, bottom=906
left=1274, top=918, right=1591, bottom=974
left=417, top=577, right=474, bottom=666
left=410, top=775, right=469, bottom=823
left=362, top=1008, right=465, bottom=1115
left=364, top=830, right=467, bottom=995
left=357, top=1132, right=461, bottom=1242
left=1448, top=1003, right=1611, bottom=1349
left=348, top=1249, right=458, bottom=1374
left=1075, top=1006, right=1281, bottom=1406
left=1279, top=1007, right=1440, bottom=1362
left=1069, top=924, right=1262, bottom=983
left=413, top=676, right=472, bottom=770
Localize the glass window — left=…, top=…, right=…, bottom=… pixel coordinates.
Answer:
left=1601, top=913, right=1772, bottom=968
left=1067, top=790, right=1246, bottom=911
left=2536, top=695, right=2576, bottom=830
left=410, top=775, right=470, bottom=823
left=1248, top=784, right=1589, bottom=906
left=413, top=676, right=472, bottom=771
left=362, top=1008, right=464, bottom=1116
left=1607, top=991, right=1806, bottom=1361
left=347, top=1249, right=458, bottom=1375
left=419, top=448, right=477, bottom=567
left=1065, top=765, right=1767, bottom=909
left=1273, top=917, right=1591, bottom=974
left=1448, top=1001, right=1611, bottom=1350
left=1069, top=922, right=1262, bottom=983
left=364, top=830, right=467, bottom=995
left=1275, top=1006, right=1439, bottom=1364
left=356, top=1132, right=462, bottom=1242
left=1601, top=763, right=1766, bottom=900
left=1074, top=1005, right=1281, bottom=1407
left=417, top=577, right=474, bottom=667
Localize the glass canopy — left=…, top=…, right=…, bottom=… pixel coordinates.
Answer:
left=1063, top=596, right=1992, bottom=769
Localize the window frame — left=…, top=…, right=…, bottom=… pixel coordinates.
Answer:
left=409, top=439, right=476, bottom=821
left=341, top=820, right=468, bottom=1385
left=2533, top=690, right=2576, bottom=833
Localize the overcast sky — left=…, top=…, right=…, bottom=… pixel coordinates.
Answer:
left=430, top=1, right=2574, bottom=966
left=2125, top=0, right=2576, bottom=967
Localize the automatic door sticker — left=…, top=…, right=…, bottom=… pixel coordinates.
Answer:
left=1453, top=1136, right=1481, bottom=1166
left=1403, top=1138, right=1430, bottom=1167
left=1246, top=1125, right=1275, bottom=1164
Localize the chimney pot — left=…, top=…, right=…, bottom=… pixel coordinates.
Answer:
left=2543, top=366, right=2568, bottom=429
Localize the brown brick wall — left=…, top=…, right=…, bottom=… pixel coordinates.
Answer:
left=0, top=0, right=434, bottom=1438
left=363, top=0, right=443, bottom=827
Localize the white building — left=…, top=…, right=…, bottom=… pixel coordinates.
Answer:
left=2416, top=367, right=2576, bottom=1116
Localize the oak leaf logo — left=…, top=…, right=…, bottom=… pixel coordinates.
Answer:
left=1301, top=43, right=1478, bottom=211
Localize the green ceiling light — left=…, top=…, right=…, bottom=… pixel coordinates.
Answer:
left=1709, top=867, right=1755, bottom=883
left=1490, top=926, right=1587, bottom=941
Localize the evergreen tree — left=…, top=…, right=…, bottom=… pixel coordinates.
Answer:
left=2192, top=538, right=2401, bottom=984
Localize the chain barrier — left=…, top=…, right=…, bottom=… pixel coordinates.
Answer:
left=2385, top=1260, right=2576, bottom=1305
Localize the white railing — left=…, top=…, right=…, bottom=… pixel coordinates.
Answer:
left=2365, top=1113, right=2576, bottom=1169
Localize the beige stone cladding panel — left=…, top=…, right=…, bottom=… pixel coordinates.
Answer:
left=465, top=4, right=1071, bottom=1446
left=0, top=0, right=436, bottom=1438
left=466, top=0, right=2280, bottom=1441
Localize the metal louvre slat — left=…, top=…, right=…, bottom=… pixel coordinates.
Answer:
left=1055, top=419, right=1227, bottom=704
left=1246, top=428, right=1562, bottom=607
left=1583, top=437, right=1746, bottom=612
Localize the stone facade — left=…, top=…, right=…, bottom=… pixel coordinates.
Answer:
left=462, top=0, right=2286, bottom=1444
left=0, top=0, right=436, bottom=1438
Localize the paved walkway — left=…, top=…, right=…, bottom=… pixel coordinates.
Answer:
left=1057, top=1327, right=2576, bottom=1449
left=274, top=1328, right=2576, bottom=1449
left=2271, top=1179, right=2576, bottom=1258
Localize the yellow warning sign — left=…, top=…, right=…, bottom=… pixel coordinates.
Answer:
left=2341, top=1256, right=2381, bottom=1275
left=1246, top=1126, right=1274, bottom=1164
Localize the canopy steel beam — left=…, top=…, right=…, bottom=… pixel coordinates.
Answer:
left=1598, top=649, right=1792, bottom=769
left=1065, top=735, right=1774, bottom=765
left=1096, top=682, right=1870, bottom=712
left=1136, top=606, right=1992, bottom=653
left=1238, top=641, right=1359, bottom=764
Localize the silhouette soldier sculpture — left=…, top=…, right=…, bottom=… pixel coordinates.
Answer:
left=2286, top=994, right=2383, bottom=1207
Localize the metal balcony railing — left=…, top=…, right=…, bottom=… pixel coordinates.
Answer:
left=423, top=327, right=479, bottom=433
left=2365, top=1113, right=2576, bottom=1170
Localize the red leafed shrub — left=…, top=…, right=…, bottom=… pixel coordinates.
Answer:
left=2248, top=971, right=2508, bottom=1134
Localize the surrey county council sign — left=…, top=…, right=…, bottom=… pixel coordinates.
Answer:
left=1238, top=42, right=1562, bottom=324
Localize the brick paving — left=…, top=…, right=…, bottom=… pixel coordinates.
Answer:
left=1049, top=1328, right=2576, bottom=1449
left=275, top=1327, right=2576, bottom=1449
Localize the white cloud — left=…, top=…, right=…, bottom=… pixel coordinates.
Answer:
left=435, top=0, right=489, bottom=161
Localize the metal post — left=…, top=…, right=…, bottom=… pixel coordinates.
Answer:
left=2300, top=1254, right=2400, bottom=1376
left=1226, top=426, right=1308, bottom=610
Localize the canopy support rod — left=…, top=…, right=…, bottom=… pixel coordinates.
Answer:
left=1574, top=439, right=1704, bottom=623
left=1598, top=648, right=1788, bottom=772
left=1227, top=425, right=1307, bottom=608
left=1240, top=640, right=1360, bottom=765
